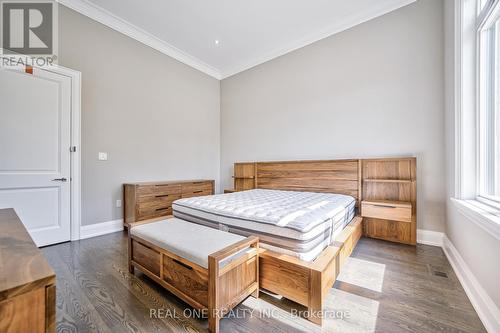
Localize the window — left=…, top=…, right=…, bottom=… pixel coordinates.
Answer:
left=478, top=0, right=491, bottom=12
left=477, top=1, right=500, bottom=206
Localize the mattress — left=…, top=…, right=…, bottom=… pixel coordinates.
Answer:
left=172, top=189, right=355, bottom=261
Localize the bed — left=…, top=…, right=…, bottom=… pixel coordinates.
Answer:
left=124, top=157, right=416, bottom=326
left=169, top=159, right=365, bottom=326
left=172, top=189, right=356, bottom=262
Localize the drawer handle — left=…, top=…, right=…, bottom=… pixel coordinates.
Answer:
left=193, top=190, right=203, bottom=194
left=155, top=207, right=169, bottom=212
left=155, top=194, right=169, bottom=198
left=172, top=258, right=193, bottom=270
left=371, top=204, right=397, bottom=209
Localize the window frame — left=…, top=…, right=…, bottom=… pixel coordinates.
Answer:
left=476, top=0, right=500, bottom=207
left=453, top=0, right=500, bottom=242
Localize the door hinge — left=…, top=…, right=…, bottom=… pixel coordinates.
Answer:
left=70, top=146, right=77, bottom=152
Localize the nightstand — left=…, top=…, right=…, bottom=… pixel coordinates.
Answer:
left=360, top=158, right=417, bottom=245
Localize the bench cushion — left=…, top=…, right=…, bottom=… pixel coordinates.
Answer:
left=130, top=218, right=246, bottom=269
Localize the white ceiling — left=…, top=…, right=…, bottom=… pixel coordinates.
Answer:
left=61, top=0, right=416, bottom=79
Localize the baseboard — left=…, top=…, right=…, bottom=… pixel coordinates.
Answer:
left=80, top=219, right=124, bottom=240
left=443, top=236, right=500, bottom=333
left=417, top=229, right=444, bottom=246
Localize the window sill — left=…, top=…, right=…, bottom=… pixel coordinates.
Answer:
left=450, top=198, right=500, bottom=241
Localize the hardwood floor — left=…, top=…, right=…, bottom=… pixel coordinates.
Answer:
left=42, top=232, right=486, bottom=333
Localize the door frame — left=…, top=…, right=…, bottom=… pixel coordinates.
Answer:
left=37, top=64, right=82, bottom=241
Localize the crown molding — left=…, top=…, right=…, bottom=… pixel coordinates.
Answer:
left=57, top=0, right=222, bottom=79
left=57, top=0, right=416, bottom=80
left=220, top=0, right=417, bottom=79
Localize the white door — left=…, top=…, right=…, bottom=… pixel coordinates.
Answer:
left=0, top=67, right=72, bottom=246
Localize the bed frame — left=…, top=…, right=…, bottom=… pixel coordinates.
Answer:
left=259, top=216, right=362, bottom=325
left=231, top=159, right=362, bottom=325
left=231, top=158, right=416, bottom=325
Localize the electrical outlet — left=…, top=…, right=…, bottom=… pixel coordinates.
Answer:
left=98, top=152, right=108, bottom=161
left=116, top=199, right=122, bottom=208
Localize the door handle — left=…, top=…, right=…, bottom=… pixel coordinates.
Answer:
left=52, top=178, right=68, bottom=182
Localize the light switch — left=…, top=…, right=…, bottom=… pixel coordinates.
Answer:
left=116, top=199, right=122, bottom=208
left=98, top=152, right=108, bottom=161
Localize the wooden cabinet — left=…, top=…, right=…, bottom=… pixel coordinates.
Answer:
left=124, top=180, right=214, bottom=226
left=361, top=158, right=417, bottom=245
left=0, top=209, right=56, bottom=333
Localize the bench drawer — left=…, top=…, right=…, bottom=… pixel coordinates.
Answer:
left=361, top=201, right=412, bottom=222
left=162, top=255, right=208, bottom=307
left=132, top=241, right=161, bottom=276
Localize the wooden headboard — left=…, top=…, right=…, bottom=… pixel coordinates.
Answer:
left=232, top=157, right=418, bottom=245
left=233, top=159, right=362, bottom=204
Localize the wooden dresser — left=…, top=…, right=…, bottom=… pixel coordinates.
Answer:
left=0, top=208, right=56, bottom=333
left=123, top=180, right=215, bottom=227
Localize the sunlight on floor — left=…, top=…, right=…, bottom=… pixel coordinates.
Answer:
left=324, top=288, right=380, bottom=333
left=240, top=295, right=321, bottom=332
left=337, top=257, right=386, bottom=293
left=237, top=283, right=381, bottom=333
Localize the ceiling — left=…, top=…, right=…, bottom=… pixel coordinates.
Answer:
left=60, top=0, right=416, bottom=79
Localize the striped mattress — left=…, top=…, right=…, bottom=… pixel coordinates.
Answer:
left=172, top=189, right=355, bottom=262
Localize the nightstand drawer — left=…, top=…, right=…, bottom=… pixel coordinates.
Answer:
left=361, top=200, right=412, bottom=222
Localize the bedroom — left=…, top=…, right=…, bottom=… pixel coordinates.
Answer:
left=0, top=0, right=499, bottom=332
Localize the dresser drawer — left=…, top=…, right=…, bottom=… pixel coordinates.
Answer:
left=162, top=255, right=208, bottom=306
left=137, top=184, right=182, bottom=197
left=181, top=189, right=212, bottom=198
left=138, top=193, right=181, bottom=205
left=138, top=206, right=172, bottom=220
left=181, top=182, right=213, bottom=193
left=362, top=201, right=412, bottom=222
left=181, top=182, right=213, bottom=198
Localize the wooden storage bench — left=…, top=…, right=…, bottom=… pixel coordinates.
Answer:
left=128, top=217, right=259, bottom=333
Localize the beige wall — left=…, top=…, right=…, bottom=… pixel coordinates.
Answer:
left=221, top=0, right=446, bottom=232
left=58, top=7, right=220, bottom=226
